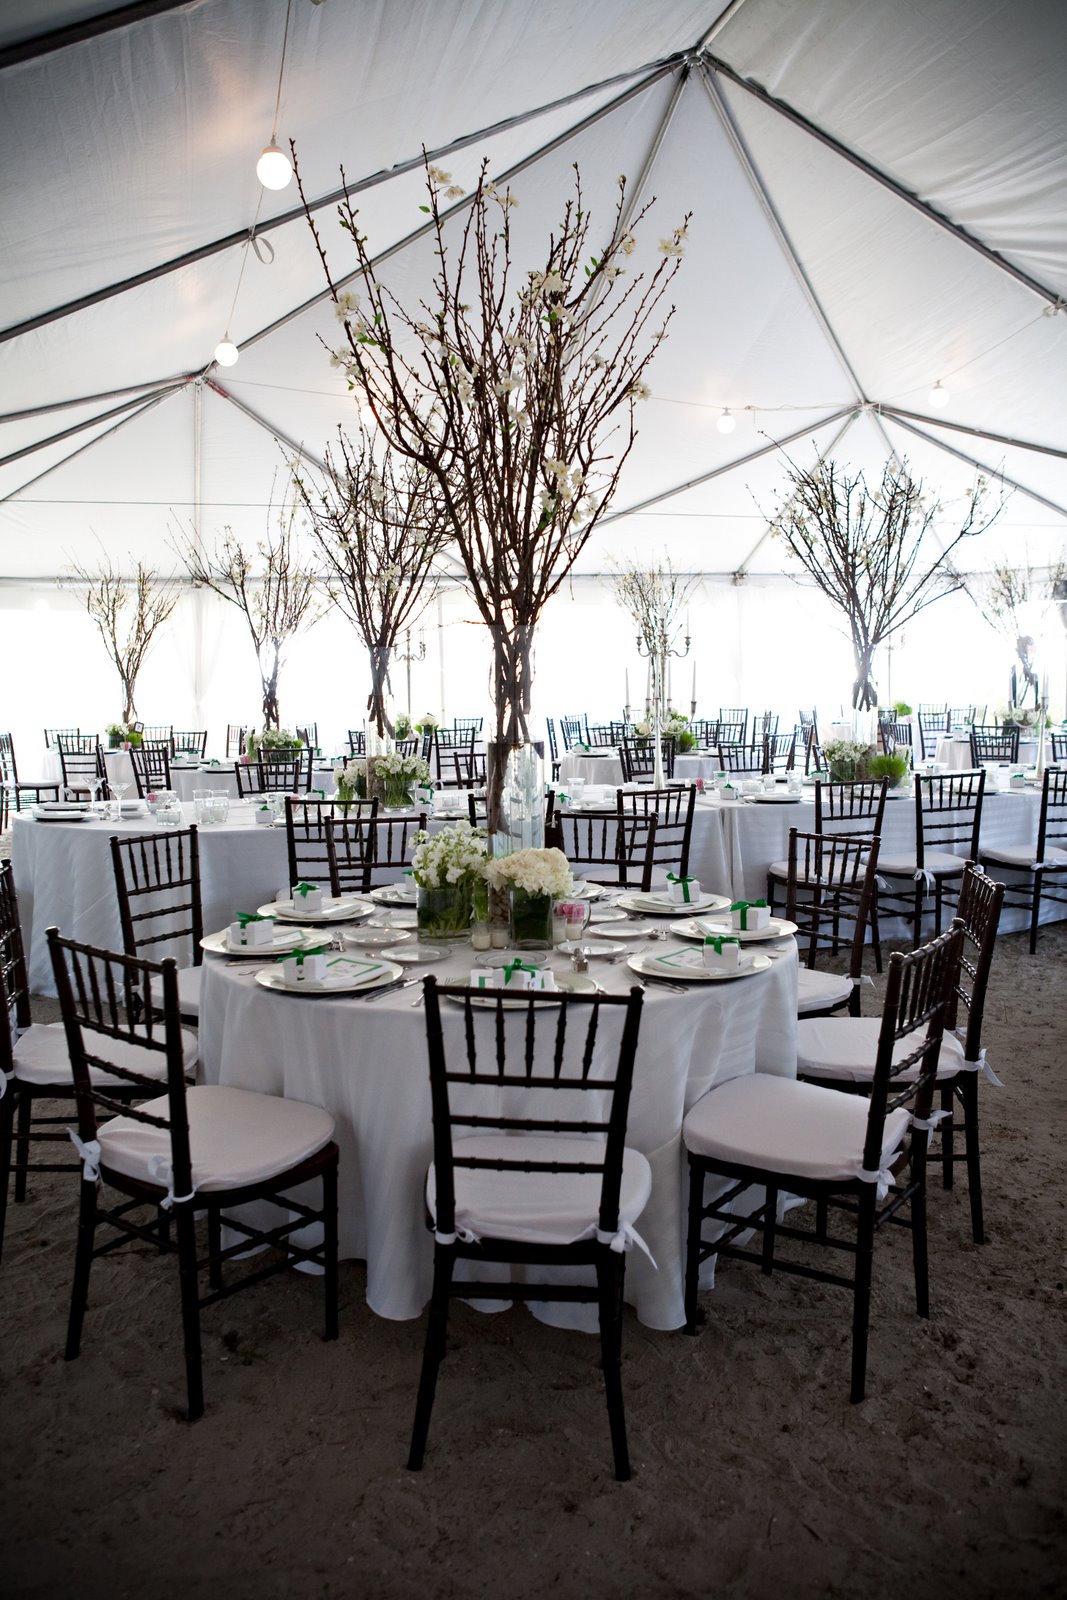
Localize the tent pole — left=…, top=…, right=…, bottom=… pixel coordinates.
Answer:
left=0, top=383, right=185, bottom=471
left=879, top=406, right=1067, bottom=462
left=733, top=409, right=860, bottom=576
left=0, top=388, right=180, bottom=502
left=702, top=51, right=1060, bottom=308
left=0, top=1, right=195, bottom=70
left=191, top=380, right=205, bottom=730
left=882, top=414, right=1067, bottom=522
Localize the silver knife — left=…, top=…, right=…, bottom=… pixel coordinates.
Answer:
left=362, top=976, right=420, bottom=1002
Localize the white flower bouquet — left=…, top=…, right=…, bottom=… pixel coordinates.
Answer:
left=822, top=737, right=876, bottom=781
left=410, top=821, right=488, bottom=889
left=415, top=712, right=439, bottom=733
left=485, top=847, right=573, bottom=899
left=375, top=750, right=431, bottom=783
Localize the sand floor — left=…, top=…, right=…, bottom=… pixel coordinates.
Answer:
left=2, top=922, right=1065, bottom=1599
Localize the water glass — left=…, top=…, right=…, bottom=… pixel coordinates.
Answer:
left=158, top=795, right=182, bottom=829
left=193, top=789, right=213, bottom=824
left=787, top=773, right=803, bottom=795
left=209, top=793, right=230, bottom=824
left=569, top=779, right=586, bottom=807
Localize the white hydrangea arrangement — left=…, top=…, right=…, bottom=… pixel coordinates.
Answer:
left=375, top=750, right=431, bottom=783
left=336, top=756, right=364, bottom=789
left=410, top=821, right=488, bottom=888
left=485, top=847, right=573, bottom=899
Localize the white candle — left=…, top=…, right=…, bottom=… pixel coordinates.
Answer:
left=691, top=660, right=697, bottom=707
left=625, top=668, right=630, bottom=709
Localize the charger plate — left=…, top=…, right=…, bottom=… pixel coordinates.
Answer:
left=254, top=955, right=403, bottom=995
left=627, top=949, right=771, bottom=983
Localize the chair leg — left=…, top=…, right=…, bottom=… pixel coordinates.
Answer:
left=175, top=1203, right=204, bottom=1421
left=850, top=1189, right=877, bottom=1404
left=322, top=1156, right=339, bottom=1341
left=761, top=1184, right=778, bottom=1274
left=596, top=1250, right=631, bottom=1482
left=0, top=1084, right=15, bottom=1264
left=1029, top=871, right=1042, bottom=956
left=66, top=1178, right=98, bottom=1360
left=13, top=1090, right=32, bottom=1202
left=683, top=1157, right=706, bottom=1334
left=959, top=1076, right=985, bottom=1245
left=911, top=1155, right=930, bottom=1321
left=407, top=1245, right=455, bottom=1471
left=869, top=899, right=883, bottom=974
left=207, top=1202, right=222, bottom=1289
left=939, top=1083, right=955, bottom=1191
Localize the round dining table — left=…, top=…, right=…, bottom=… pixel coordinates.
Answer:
left=197, top=918, right=799, bottom=1331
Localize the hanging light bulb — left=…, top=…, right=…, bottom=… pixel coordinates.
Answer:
left=256, top=140, right=292, bottom=190
left=928, top=381, right=949, bottom=409
left=214, top=336, right=239, bottom=367
left=716, top=408, right=736, bottom=434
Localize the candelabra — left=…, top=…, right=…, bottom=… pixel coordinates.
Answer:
left=394, top=628, right=426, bottom=720
left=636, top=622, right=691, bottom=786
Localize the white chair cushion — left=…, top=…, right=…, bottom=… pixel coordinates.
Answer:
left=178, top=965, right=202, bottom=1016
left=796, top=967, right=852, bottom=1014
left=981, top=844, right=1067, bottom=869
left=12, top=1020, right=199, bottom=1088
left=797, top=1016, right=964, bottom=1083
left=682, top=1073, right=911, bottom=1185
left=878, top=850, right=969, bottom=876
left=98, top=1085, right=335, bottom=1192
left=426, top=1134, right=652, bottom=1248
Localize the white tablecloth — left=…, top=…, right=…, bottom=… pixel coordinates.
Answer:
left=198, top=935, right=799, bottom=1330
left=933, top=735, right=1037, bottom=771
left=558, top=750, right=625, bottom=787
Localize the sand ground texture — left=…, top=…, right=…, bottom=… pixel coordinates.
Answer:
left=2, top=917, right=1065, bottom=1600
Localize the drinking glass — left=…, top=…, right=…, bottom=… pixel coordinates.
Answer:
left=193, top=788, right=212, bottom=824
left=110, top=781, right=129, bottom=821
left=569, top=778, right=586, bottom=807
left=209, top=792, right=230, bottom=824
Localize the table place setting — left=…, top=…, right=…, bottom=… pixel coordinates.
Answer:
left=259, top=890, right=375, bottom=924
left=626, top=943, right=773, bottom=984
left=201, top=918, right=326, bottom=959
left=668, top=914, right=799, bottom=944
left=615, top=889, right=731, bottom=917
left=254, top=950, right=406, bottom=996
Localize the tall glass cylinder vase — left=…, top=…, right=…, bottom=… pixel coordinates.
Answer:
left=486, top=622, right=544, bottom=856
left=365, top=644, right=395, bottom=804
left=650, top=653, right=666, bottom=789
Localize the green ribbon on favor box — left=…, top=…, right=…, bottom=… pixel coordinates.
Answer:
left=235, top=911, right=270, bottom=928
left=503, top=958, right=539, bottom=986
left=557, top=792, right=571, bottom=807
left=274, top=944, right=329, bottom=966
left=311, top=788, right=326, bottom=800
left=293, top=880, right=318, bottom=899
left=704, top=935, right=740, bottom=955
left=730, top=898, right=767, bottom=930
left=667, top=871, right=697, bottom=903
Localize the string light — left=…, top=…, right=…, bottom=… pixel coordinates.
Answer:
left=716, top=408, right=736, bottom=434
left=214, top=337, right=239, bottom=367
left=928, top=381, right=949, bottom=409
left=256, top=141, right=292, bottom=190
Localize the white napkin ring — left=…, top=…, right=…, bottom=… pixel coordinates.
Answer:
left=68, top=1129, right=101, bottom=1182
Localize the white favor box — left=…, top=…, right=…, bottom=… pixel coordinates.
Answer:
left=703, top=938, right=741, bottom=972
left=291, top=883, right=324, bottom=913
left=254, top=806, right=273, bottom=825
left=667, top=877, right=701, bottom=904
left=280, top=953, right=327, bottom=985
left=472, top=967, right=557, bottom=992
left=730, top=902, right=771, bottom=931
left=229, top=918, right=275, bottom=948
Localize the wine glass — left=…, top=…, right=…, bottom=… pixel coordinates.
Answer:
left=110, top=781, right=129, bottom=821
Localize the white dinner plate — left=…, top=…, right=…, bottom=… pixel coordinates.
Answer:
left=748, top=792, right=804, bottom=804
left=32, top=810, right=93, bottom=823
left=668, top=916, right=798, bottom=944
left=201, top=924, right=316, bottom=957
left=449, top=970, right=597, bottom=1009
left=369, top=884, right=418, bottom=905
left=560, top=939, right=619, bottom=958
left=342, top=926, right=411, bottom=948
left=616, top=891, right=731, bottom=917
left=596, top=921, right=655, bottom=939
left=381, top=943, right=447, bottom=964
left=587, top=903, right=627, bottom=923
left=474, top=949, right=549, bottom=967
left=254, top=955, right=403, bottom=995
left=258, top=895, right=375, bottom=923
left=566, top=882, right=606, bottom=900
left=627, top=950, right=772, bottom=983
left=36, top=800, right=90, bottom=813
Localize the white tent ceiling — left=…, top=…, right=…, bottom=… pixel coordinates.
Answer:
left=2, top=0, right=1065, bottom=584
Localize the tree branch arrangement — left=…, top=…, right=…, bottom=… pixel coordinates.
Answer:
left=66, top=555, right=177, bottom=724
left=611, top=559, right=694, bottom=782
left=961, top=553, right=1067, bottom=709
left=181, top=487, right=323, bottom=731
left=770, top=457, right=1003, bottom=710
left=294, top=150, right=687, bottom=831
left=290, top=425, right=449, bottom=745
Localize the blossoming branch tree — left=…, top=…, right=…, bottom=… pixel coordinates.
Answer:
left=961, top=553, right=1067, bottom=710
left=66, top=555, right=177, bottom=725
left=290, top=424, right=449, bottom=749
left=181, top=492, right=323, bottom=731
left=295, top=152, right=687, bottom=836
left=771, top=457, right=1002, bottom=712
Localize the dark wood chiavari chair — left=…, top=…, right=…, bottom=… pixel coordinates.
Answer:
left=110, top=826, right=203, bottom=1018
left=0, top=733, right=60, bottom=827
left=980, top=766, right=1067, bottom=952
left=878, top=770, right=986, bottom=946
left=325, top=813, right=428, bottom=895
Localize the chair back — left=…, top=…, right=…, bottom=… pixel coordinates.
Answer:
left=560, top=716, right=585, bottom=751
left=452, top=717, right=483, bottom=735
left=763, top=732, right=796, bottom=773
left=0, top=733, right=18, bottom=786
left=751, top=712, right=779, bottom=742
left=347, top=729, right=367, bottom=756
left=296, top=722, right=319, bottom=751
left=879, top=718, right=912, bottom=755
left=584, top=724, right=617, bottom=749
left=171, top=730, right=208, bottom=758
left=718, top=708, right=749, bottom=744
left=970, top=725, right=1018, bottom=763
left=785, top=828, right=881, bottom=992
left=1050, top=733, right=1067, bottom=763
left=421, top=976, right=644, bottom=1245
left=44, top=727, right=80, bottom=748
left=0, top=861, right=33, bottom=1066
left=717, top=741, right=760, bottom=774
left=917, top=706, right=949, bottom=759
left=545, top=718, right=559, bottom=763
left=57, top=737, right=105, bottom=791
left=225, top=724, right=248, bottom=759
left=285, top=796, right=379, bottom=887
left=140, top=725, right=172, bottom=744
left=545, top=811, right=658, bottom=891
left=47, top=931, right=190, bottom=1187
left=804, top=725, right=826, bottom=775
left=325, top=813, right=428, bottom=894
left=234, top=753, right=309, bottom=795
left=914, top=771, right=985, bottom=866
left=814, top=778, right=888, bottom=835
left=947, top=865, right=1004, bottom=1060
left=110, top=826, right=203, bottom=969
left=1036, top=767, right=1067, bottom=874
left=616, top=786, right=695, bottom=879
left=450, top=750, right=487, bottom=789
left=432, top=726, right=475, bottom=781
left=619, top=736, right=675, bottom=783
left=862, top=924, right=964, bottom=1182
left=130, top=741, right=172, bottom=797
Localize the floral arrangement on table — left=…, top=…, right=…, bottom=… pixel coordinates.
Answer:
left=822, top=737, right=876, bottom=782
left=998, top=703, right=1039, bottom=731
left=633, top=719, right=651, bottom=742
left=105, top=721, right=142, bottom=749
left=415, top=713, right=438, bottom=734
left=486, top=846, right=574, bottom=946
left=253, top=726, right=304, bottom=763
left=373, top=749, right=431, bottom=809
left=394, top=713, right=413, bottom=740
left=334, top=756, right=367, bottom=804
left=665, top=711, right=696, bottom=752
left=410, top=821, right=489, bottom=939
